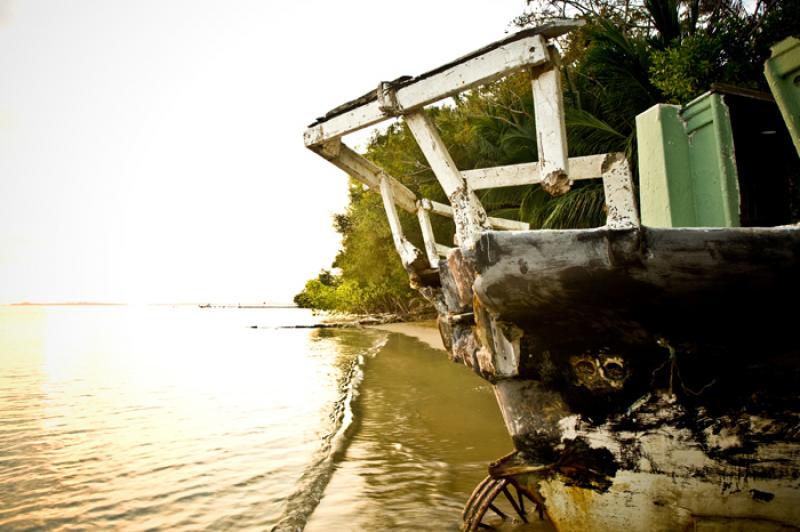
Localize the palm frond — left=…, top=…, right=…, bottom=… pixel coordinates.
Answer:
left=520, top=185, right=554, bottom=228
left=487, top=207, right=523, bottom=221
left=479, top=185, right=530, bottom=211
left=565, top=107, right=629, bottom=156
left=543, top=183, right=607, bottom=229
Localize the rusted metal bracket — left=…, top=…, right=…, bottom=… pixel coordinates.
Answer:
left=462, top=451, right=548, bottom=531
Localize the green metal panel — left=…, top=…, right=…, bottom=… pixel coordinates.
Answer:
left=764, top=37, right=800, bottom=158
left=637, top=94, right=740, bottom=228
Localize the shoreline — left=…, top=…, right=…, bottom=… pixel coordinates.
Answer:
left=366, top=320, right=445, bottom=351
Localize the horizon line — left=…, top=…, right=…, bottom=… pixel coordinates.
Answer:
left=3, top=301, right=297, bottom=308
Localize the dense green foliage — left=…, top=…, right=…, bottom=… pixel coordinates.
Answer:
left=296, top=0, right=799, bottom=315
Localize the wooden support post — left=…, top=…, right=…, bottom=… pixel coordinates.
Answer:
left=379, top=175, right=426, bottom=270
left=404, top=111, right=489, bottom=247
left=636, top=97, right=739, bottom=228
left=531, top=46, right=570, bottom=196
left=405, top=112, right=465, bottom=197
left=417, top=200, right=440, bottom=268
left=601, top=153, right=639, bottom=229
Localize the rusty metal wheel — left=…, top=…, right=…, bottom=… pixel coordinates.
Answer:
left=461, top=475, right=543, bottom=531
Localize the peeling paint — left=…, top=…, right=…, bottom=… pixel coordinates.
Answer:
left=541, top=169, right=571, bottom=196
left=303, top=22, right=800, bottom=531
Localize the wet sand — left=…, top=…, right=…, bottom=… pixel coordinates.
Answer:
left=368, top=320, right=444, bottom=351
left=305, top=330, right=512, bottom=531
left=362, top=321, right=557, bottom=531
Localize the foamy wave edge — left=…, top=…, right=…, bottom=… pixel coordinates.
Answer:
left=270, top=333, right=389, bottom=532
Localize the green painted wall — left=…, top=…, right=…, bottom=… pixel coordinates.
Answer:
left=637, top=93, right=740, bottom=228
left=765, top=37, right=800, bottom=158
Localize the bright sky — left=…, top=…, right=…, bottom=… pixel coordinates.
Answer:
left=0, top=0, right=524, bottom=304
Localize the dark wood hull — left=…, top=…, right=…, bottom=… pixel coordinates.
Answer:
left=434, top=225, right=800, bottom=530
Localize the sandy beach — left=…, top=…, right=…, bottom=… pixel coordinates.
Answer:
left=367, top=320, right=445, bottom=351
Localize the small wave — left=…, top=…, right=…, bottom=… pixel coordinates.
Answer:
left=271, top=334, right=389, bottom=532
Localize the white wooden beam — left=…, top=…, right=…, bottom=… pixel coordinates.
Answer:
left=531, top=46, right=570, bottom=196
left=462, top=161, right=543, bottom=189
left=427, top=200, right=455, bottom=218
left=462, top=154, right=611, bottom=190
left=404, top=112, right=468, bottom=197
left=601, top=153, right=640, bottom=229
left=435, top=243, right=453, bottom=257
left=379, top=176, right=426, bottom=269
left=397, top=34, right=548, bottom=118
left=315, top=140, right=418, bottom=213
left=340, top=145, right=418, bottom=213
left=489, top=217, right=529, bottom=231
left=404, top=111, right=489, bottom=246
left=423, top=199, right=528, bottom=230
left=304, top=34, right=550, bottom=147
left=416, top=203, right=440, bottom=269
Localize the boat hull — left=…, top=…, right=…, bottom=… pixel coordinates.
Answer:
left=435, top=225, right=800, bottom=530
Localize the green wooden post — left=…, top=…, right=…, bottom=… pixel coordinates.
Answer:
left=636, top=105, right=695, bottom=227
left=764, top=37, right=800, bottom=158
left=636, top=93, right=740, bottom=228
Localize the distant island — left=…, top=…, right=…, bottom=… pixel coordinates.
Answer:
left=10, top=301, right=125, bottom=306
left=197, top=303, right=296, bottom=309
left=5, top=302, right=296, bottom=308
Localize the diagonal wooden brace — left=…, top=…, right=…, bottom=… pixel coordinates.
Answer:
left=404, top=111, right=489, bottom=247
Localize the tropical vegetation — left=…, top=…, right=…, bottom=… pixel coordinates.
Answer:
left=295, top=0, right=799, bottom=316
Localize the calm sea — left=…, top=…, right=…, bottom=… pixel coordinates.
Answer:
left=0, top=306, right=513, bottom=531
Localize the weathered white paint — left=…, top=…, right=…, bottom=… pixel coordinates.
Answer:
left=416, top=202, right=440, bottom=268
left=396, top=34, right=548, bottom=118
left=319, top=138, right=342, bottom=160
left=427, top=199, right=455, bottom=218
left=539, top=470, right=800, bottom=531
left=489, top=321, right=522, bottom=378
left=537, top=399, right=800, bottom=531
left=404, top=111, right=469, bottom=197
left=601, top=153, right=640, bottom=229
left=377, top=81, right=400, bottom=115
left=405, top=111, right=489, bottom=246
left=488, top=217, right=529, bottom=231
left=303, top=34, right=550, bottom=147
left=378, top=175, right=424, bottom=269
left=319, top=142, right=418, bottom=213
left=435, top=243, right=453, bottom=257
left=422, top=199, right=528, bottom=231
left=304, top=27, right=800, bottom=532
left=462, top=153, right=611, bottom=190
left=531, top=47, right=570, bottom=196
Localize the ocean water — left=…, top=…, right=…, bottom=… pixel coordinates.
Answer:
left=0, top=306, right=513, bottom=531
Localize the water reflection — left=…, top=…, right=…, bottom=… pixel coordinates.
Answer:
left=0, top=306, right=372, bottom=530
left=307, top=333, right=512, bottom=531
left=0, top=307, right=516, bottom=531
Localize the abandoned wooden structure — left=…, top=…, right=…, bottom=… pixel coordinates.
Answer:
left=305, top=23, right=800, bottom=531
